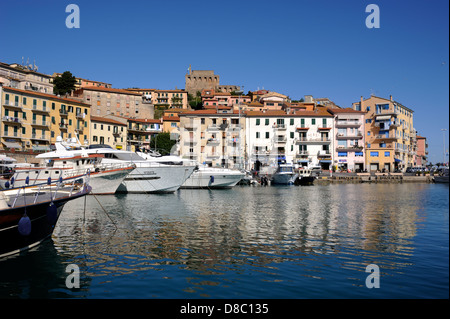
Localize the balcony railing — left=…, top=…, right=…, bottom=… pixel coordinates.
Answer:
left=2, top=116, right=22, bottom=124
left=272, top=124, right=286, bottom=130
left=295, top=137, right=331, bottom=144
left=335, top=120, right=362, bottom=127
left=336, top=132, right=363, bottom=139
left=31, top=134, right=49, bottom=140
left=3, top=100, right=22, bottom=109
left=32, top=105, right=50, bottom=113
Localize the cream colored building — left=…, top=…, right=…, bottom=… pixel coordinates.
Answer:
left=90, top=116, right=127, bottom=149
left=178, top=109, right=245, bottom=168
left=0, top=61, right=53, bottom=94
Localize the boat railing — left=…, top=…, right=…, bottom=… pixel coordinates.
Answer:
left=3, top=173, right=91, bottom=209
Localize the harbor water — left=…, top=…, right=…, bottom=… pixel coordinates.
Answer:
left=0, top=183, right=448, bottom=299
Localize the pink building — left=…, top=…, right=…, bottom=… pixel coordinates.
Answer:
left=328, top=108, right=366, bottom=172
left=415, top=135, right=428, bottom=166
left=201, top=89, right=250, bottom=108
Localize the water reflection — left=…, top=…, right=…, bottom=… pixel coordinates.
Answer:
left=2, top=183, right=446, bottom=298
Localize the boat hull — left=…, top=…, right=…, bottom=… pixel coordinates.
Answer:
left=434, top=176, right=449, bottom=183
left=271, top=173, right=295, bottom=185
left=118, top=165, right=195, bottom=193
left=0, top=189, right=89, bottom=258
left=181, top=171, right=244, bottom=189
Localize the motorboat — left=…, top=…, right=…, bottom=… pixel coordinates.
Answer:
left=1, top=137, right=135, bottom=195
left=181, top=165, right=245, bottom=189
left=0, top=174, right=91, bottom=258
left=271, top=164, right=296, bottom=185
left=294, top=168, right=316, bottom=186
left=434, top=168, right=449, bottom=184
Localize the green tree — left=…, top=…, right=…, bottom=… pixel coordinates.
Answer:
left=149, top=132, right=176, bottom=155
left=53, top=71, right=77, bottom=96
left=188, top=91, right=203, bottom=110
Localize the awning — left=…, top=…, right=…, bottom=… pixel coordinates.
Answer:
left=394, top=158, right=402, bottom=163
left=296, top=160, right=309, bottom=163
left=375, top=115, right=391, bottom=120
left=2, top=141, right=22, bottom=149
left=319, top=160, right=332, bottom=163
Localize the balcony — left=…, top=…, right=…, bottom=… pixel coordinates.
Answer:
left=32, top=105, right=50, bottom=114
left=336, top=145, right=364, bottom=152
left=207, top=124, right=220, bottom=132
left=229, top=124, right=241, bottom=131
left=375, top=109, right=400, bottom=117
left=76, top=112, right=86, bottom=120
left=317, top=150, right=332, bottom=157
left=31, top=134, right=49, bottom=141
left=336, top=132, right=363, bottom=139
left=3, top=100, right=22, bottom=110
left=272, top=124, right=287, bottom=130
left=75, top=127, right=84, bottom=134
left=2, top=131, right=22, bottom=139
left=59, top=123, right=68, bottom=130
left=207, top=138, right=220, bottom=145
left=31, top=120, right=50, bottom=128
left=2, top=116, right=22, bottom=125
left=296, top=125, right=309, bottom=130
left=295, top=137, right=331, bottom=144
left=59, top=109, right=69, bottom=117
left=335, top=120, right=362, bottom=127
left=274, top=136, right=287, bottom=145
left=374, top=134, right=397, bottom=140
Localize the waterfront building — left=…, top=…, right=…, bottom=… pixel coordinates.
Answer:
left=0, top=85, right=90, bottom=151
left=415, top=135, right=428, bottom=166
left=127, top=118, right=162, bottom=152
left=90, top=116, right=127, bottom=150
left=328, top=108, right=366, bottom=171
left=0, top=61, right=53, bottom=94
left=178, top=109, right=245, bottom=168
left=72, top=86, right=154, bottom=119
left=352, top=95, right=415, bottom=172
left=245, top=107, right=334, bottom=170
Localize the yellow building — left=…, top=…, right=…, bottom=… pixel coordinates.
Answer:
left=353, top=95, right=415, bottom=172
left=1, top=85, right=90, bottom=151
left=90, top=116, right=127, bottom=149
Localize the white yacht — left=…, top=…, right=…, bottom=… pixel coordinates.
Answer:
left=1, top=138, right=136, bottom=195
left=181, top=165, right=245, bottom=189
left=83, top=146, right=196, bottom=193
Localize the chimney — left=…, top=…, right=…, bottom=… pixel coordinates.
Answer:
left=360, top=96, right=363, bottom=103
left=390, top=95, right=393, bottom=101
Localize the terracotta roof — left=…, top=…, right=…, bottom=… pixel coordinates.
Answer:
left=327, top=107, right=365, bottom=114
left=246, top=108, right=333, bottom=117
left=82, top=86, right=142, bottom=96
left=162, top=116, right=180, bottom=122
left=126, top=118, right=162, bottom=124
left=179, top=109, right=241, bottom=116
left=2, top=86, right=90, bottom=106
left=91, top=116, right=127, bottom=126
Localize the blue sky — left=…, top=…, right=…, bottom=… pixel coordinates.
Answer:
left=0, top=0, right=448, bottom=163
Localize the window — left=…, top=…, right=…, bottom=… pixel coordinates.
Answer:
left=323, top=119, right=327, bottom=126
left=384, top=151, right=390, bottom=157
left=23, top=97, right=27, bottom=105
left=290, top=132, right=294, bottom=139
left=366, top=106, right=370, bottom=111
left=265, top=119, right=269, bottom=125
left=355, top=152, right=364, bottom=157
left=256, top=119, right=260, bottom=126
left=380, top=143, right=386, bottom=148
left=370, top=151, right=379, bottom=157
left=312, top=119, right=316, bottom=125
left=265, top=132, right=270, bottom=139
left=338, top=152, right=348, bottom=157
left=256, top=132, right=260, bottom=138
left=290, top=119, right=294, bottom=125
left=367, top=131, right=371, bottom=136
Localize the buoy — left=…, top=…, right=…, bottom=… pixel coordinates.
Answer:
left=47, top=202, right=58, bottom=225
left=10, top=177, right=15, bottom=186
left=18, top=214, right=32, bottom=236
left=210, top=175, right=215, bottom=183
left=47, top=177, right=52, bottom=185
left=4, top=181, right=10, bottom=189
left=25, top=176, right=29, bottom=185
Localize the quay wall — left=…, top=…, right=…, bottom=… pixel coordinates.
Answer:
left=315, top=174, right=433, bottom=184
